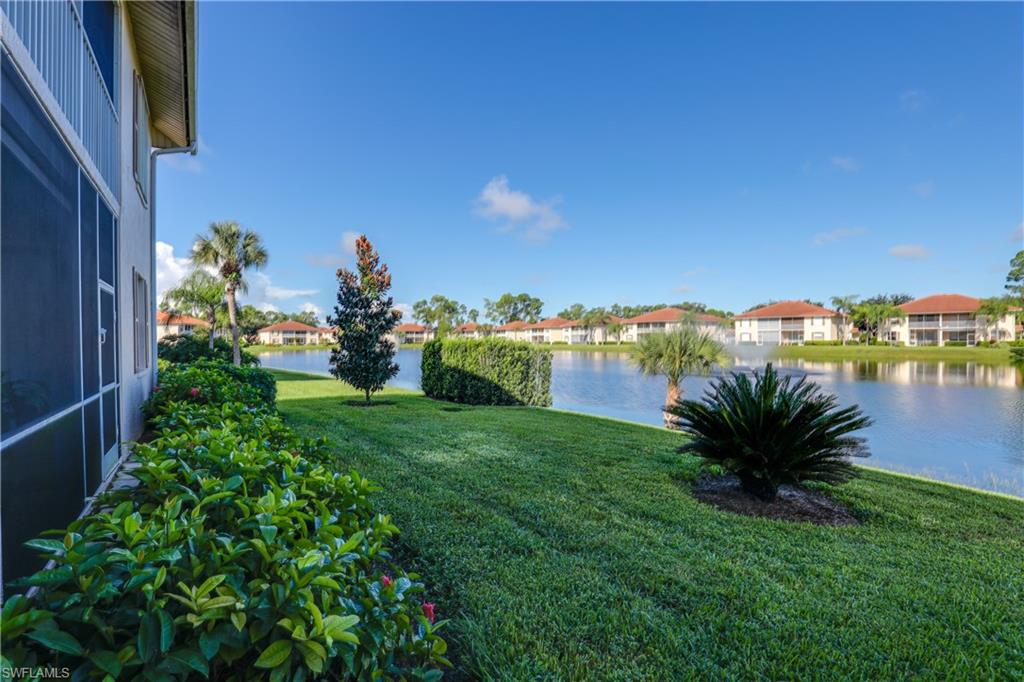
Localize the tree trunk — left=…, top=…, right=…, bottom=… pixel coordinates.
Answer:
left=663, top=382, right=681, bottom=429
left=364, top=388, right=371, bottom=405
left=207, top=309, right=216, bottom=350
left=226, top=285, right=240, bottom=365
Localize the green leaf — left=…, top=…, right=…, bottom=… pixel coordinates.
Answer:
left=90, top=650, right=122, bottom=677
left=26, top=627, right=83, bottom=656
left=196, top=574, right=226, bottom=598
left=338, top=531, right=364, bottom=554
left=156, top=608, right=175, bottom=653
left=23, top=538, right=66, bottom=555
left=168, top=647, right=209, bottom=678
left=199, top=631, right=220, bottom=660
left=296, top=640, right=326, bottom=674
left=230, top=612, right=246, bottom=632
left=260, top=525, right=278, bottom=544
left=254, top=639, right=293, bottom=669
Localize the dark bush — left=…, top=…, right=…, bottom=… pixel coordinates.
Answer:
left=158, top=333, right=259, bottom=367
left=667, top=364, right=872, bottom=501
left=944, top=341, right=968, bottom=347
left=422, top=338, right=552, bottom=406
left=801, top=340, right=843, bottom=346
left=1010, top=346, right=1024, bottom=364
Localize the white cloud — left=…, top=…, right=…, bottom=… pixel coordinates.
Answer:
left=306, top=230, right=361, bottom=268
left=265, top=283, right=318, bottom=300
left=299, top=301, right=322, bottom=324
left=394, top=302, right=414, bottom=322
left=474, top=176, right=566, bottom=242
left=900, top=90, right=925, bottom=112
left=831, top=156, right=861, bottom=172
left=155, top=241, right=194, bottom=300
left=889, top=244, right=930, bottom=260
left=813, top=226, right=867, bottom=247
left=911, top=181, right=934, bottom=198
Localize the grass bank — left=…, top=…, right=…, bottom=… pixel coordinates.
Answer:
left=272, top=370, right=1023, bottom=680
left=773, top=343, right=1015, bottom=365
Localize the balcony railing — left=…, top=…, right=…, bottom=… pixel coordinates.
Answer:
left=908, top=319, right=978, bottom=330
left=2, top=0, right=119, bottom=199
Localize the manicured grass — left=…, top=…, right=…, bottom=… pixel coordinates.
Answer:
left=773, top=343, right=1015, bottom=365
left=272, top=370, right=1023, bottom=680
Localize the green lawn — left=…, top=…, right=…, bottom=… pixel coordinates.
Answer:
left=772, top=343, right=1015, bottom=365
left=271, top=370, right=1024, bottom=680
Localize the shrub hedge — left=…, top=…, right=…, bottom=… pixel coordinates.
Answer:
left=421, top=338, right=552, bottom=406
left=2, top=356, right=448, bottom=680
left=158, top=333, right=259, bottom=367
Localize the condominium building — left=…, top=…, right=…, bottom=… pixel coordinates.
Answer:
left=156, top=311, right=210, bottom=340
left=453, top=322, right=490, bottom=339
left=733, top=301, right=843, bottom=345
left=494, top=320, right=528, bottom=341
left=621, top=308, right=729, bottom=343
left=257, top=321, right=333, bottom=345
left=1, top=0, right=197, bottom=582
left=522, top=317, right=573, bottom=343
left=394, top=322, right=435, bottom=344
left=560, top=315, right=627, bottom=344
left=884, top=294, right=1017, bottom=346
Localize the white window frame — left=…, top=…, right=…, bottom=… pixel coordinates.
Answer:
left=133, top=72, right=150, bottom=204
left=133, top=268, right=150, bottom=372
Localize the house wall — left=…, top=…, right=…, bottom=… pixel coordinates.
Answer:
left=885, top=313, right=1016, bottom=346
left=118, top=9, right=154, bottom=446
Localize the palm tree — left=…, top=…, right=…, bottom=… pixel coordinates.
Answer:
left=830, top=295, right=859, bottom=345
left=975, top=296, right=1014, bottom=343
left=607, top=321, right=625, bottom=344
left=162, top=269, right=226, bottom=349
left=632, top=328, right=728, bottom=427
left=853, top=302, right=904, bottom=343
left=191, top=221, right=268, bottom=365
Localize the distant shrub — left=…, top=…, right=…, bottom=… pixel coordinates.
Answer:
left=802, top=340, right=842, bottom=346
left=945, top=341, right=967, bottom=347
left=158, top=333, right=259, bottom=367
left=422, top=338, right=552, bottom=406
left=667, top=364, right=872, bottom=501
left=1010, top=346, right=1024, bottom=364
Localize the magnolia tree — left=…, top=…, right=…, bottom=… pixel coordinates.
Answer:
left=328, top=236, right=400, bottom=404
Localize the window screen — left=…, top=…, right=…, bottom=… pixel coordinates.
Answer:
left=133, top=73, right=150, bottom=199
left=81, top=0, right=117, bottom=105
left=134, top=270, right=150, bottom=372
left=98, top=198, right=114, bottom=286
left=1, top=54, right=82, bottom=438
left=101, top=290, right=116, bottom=388
left=1, top=410, right=85, bottom=584
left=81, top=174, right=99, bottom=398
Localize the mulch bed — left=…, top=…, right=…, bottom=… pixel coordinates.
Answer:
left=692, top=474, right=860, bottom=526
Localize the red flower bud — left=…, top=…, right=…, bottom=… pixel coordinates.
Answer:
left=381, top=575, right=393, bottom=588
left=422, top=602, right=435, bottom=623
left=189, top=387, right=200, bottom=398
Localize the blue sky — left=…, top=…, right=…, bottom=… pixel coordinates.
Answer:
left=156, top=2, right=1024, bottom=321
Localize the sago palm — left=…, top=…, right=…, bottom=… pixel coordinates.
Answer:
left=632, top=328, right=728, bottom=427
left=162, top=269, right=225, bottom=349
left=191, top=221, right=268, bottom=365
left=668, top=364, right=872, bottom=501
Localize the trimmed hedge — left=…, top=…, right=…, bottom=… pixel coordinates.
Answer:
left=158, top=333, right=259, bottom=367
left=422, top=338, right=552, bottom=406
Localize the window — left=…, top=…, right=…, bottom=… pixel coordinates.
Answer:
left=133, top=73, right=150, bottom=201
left=133, top=269, right=150, bottom=372
left=812, top=332, right=824, bottom=340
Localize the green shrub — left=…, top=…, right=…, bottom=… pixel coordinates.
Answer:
left=1010, top=346, right=1024, bottom=364
left=190, top=359, right=277, bottom=406
left=422, top=338, right=552, bottom=406
left=944, top=341, right=967, bottom=347
left=142, top=363, right=267, bottom=420
left=2, top=402, right=448, bottom=680
left=158, top=333, right=259, bottom=367
left=667, top=364, right=872, bottom=501
left=801, top=340, right=842, bottom=346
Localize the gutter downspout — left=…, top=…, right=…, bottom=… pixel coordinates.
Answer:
left=149, top=143, right=197, bottom=386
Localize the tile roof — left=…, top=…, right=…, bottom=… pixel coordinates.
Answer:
left=395, top=323, right=429, bottom=333
left=623, top=307, right=727, bottom=325
left=523, top=317, right=573, bottom=330
left=156, top=311, right=210, bottom=327
left=898, top=294, right=984, bottom=314
left=495, top=320, right=528, bottom=331
left=257, top=320, right=321, bottom=333
left=733, top=301, right=838, bottom=319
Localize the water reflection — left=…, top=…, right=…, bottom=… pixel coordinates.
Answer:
left=259, top=348, right=1024, bottom=497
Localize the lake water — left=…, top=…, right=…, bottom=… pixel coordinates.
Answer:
left=259, top=348, right=1024, bottom=497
